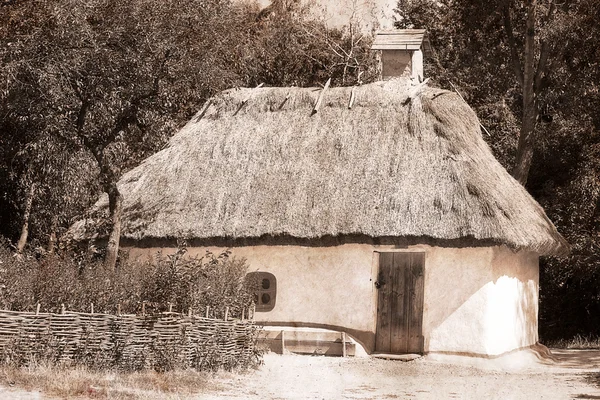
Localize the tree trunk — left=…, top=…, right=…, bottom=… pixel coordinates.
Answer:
left=105, top=183, right=122, bottom=270
left=47, top=215, right=58, bottom=255
left=512, top=0, right=538, bottom=186
left=16, top=183, right=36, bottom=254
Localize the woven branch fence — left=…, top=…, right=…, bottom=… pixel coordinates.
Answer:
left=0, top=309, right=261, bottom=371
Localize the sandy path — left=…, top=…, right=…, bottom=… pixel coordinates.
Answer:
left=0, top=387, right=41, bottom=399
left=201, top=351, right=600, bottom=400
left=1, top=350, right=599, bottom=399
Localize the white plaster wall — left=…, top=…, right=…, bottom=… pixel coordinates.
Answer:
left=411, top=50, right=424, bottom=81
left=202, top=244, right=378, bottom=333
left=488, top=248, right=539, bottom=354
left=423, top=246, right=539, bottom=356
left=129, top=244, right=380, bottom=349
left=127, top=244, right=539, bottom=356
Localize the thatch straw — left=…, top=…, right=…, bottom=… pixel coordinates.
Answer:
left=72, top=79, right=568, bottom=256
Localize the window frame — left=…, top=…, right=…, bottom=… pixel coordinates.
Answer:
left=246, top=271, right=277, bottom=312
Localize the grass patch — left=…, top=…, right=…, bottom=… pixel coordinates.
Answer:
left=0, top=363, right=241, bottom=399
left=547, top=334, right=600, bottom=349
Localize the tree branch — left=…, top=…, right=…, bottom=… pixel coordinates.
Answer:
left=75, top=102, right=104, bottom=167
left=69, top=80, right=103, bottom=166
left=534, top=0, right=556, bottom=92
left=70, top=49, right=170, bottom=172
left=534, top=39, right=551, bottom=92
left=503, top=4, right=524, bottom=87
left=76, top=99, right=89, bottom=134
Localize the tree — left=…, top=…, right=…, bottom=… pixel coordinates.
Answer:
left=1, top=0, right=246, bottom=267
left=1, top=2, right=96, bottom=254
left=396, top=0, right=557, bottom=184
left=234, top=0, right=376, bottom=87
left=395, top=0, right=600, bottom=339
left=503, top=0, right=556, bottom=185
left=1, top=0, right=378, bottom=266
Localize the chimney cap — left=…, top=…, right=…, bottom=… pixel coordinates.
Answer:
left=372, top=29, right=431, bottom=55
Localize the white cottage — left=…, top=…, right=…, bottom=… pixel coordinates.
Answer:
left=73, top=31, right=567, bottom=357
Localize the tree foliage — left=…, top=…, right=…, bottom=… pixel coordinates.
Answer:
left=0, top=239, right=254, bottom=318
left=0, top=0, right=376, bottom=261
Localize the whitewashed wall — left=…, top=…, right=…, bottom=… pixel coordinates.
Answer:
left=423, top=246, right=539, bottom=356
left=128, top=244, right=539, bottom=356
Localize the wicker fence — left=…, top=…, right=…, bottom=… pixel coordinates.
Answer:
left=0, top=309, right=261, bottom=371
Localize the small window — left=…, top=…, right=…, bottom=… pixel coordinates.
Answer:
left=246, top=272, right=276, bottom=312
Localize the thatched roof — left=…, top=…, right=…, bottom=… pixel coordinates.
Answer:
left=73, top=79, right=568, bottom=256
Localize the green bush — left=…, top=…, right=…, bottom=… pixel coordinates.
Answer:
left=0, top=239, right=262, bottom=371
left=0, top=239, right=255, bottom=319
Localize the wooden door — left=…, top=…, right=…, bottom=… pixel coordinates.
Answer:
left=375, top=252, right=425, bottom=354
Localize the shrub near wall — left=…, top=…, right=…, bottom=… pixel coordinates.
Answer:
left=0, top=243, right=253, bottom=316
left=0, top=240, right=261, bottom=370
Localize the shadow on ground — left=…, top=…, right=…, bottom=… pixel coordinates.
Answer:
left=548, top=349, right=600, bottom=370
left=548, top=350, right=600, bottom=400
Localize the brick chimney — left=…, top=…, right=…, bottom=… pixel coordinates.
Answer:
left=371, top=29, right=431, bottom=82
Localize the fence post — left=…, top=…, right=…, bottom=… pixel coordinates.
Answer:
left=61, top=304, right=65, bottom=314
left=224, top=306, right=229, bottom=321
left=117, top=303, right=121, bottom=316
left=35, top=302, right=40, bottom=315
left=168, top=303, right=173, bottom=313
left=188, top=308, right=192, bottom=317
left=142, top=301, right=146, bottom=316
left=91, top=303, right=94, bottom=314
left=205, top=305, right=210, bottom=318
left=241, top=308, right=245, bottom=321
left=251, top=304, right=256, bottom=321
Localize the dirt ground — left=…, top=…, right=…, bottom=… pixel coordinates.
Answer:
left=200, top=349, right=600, bottom=400
left=1, top=349, right=600, bottom=399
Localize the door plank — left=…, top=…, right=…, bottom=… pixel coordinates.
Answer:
left=407, top=253, right=425, bottom=353
left=375, top=252, right=394, bottom=352
left=390, top=252, right=408, bottom=354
